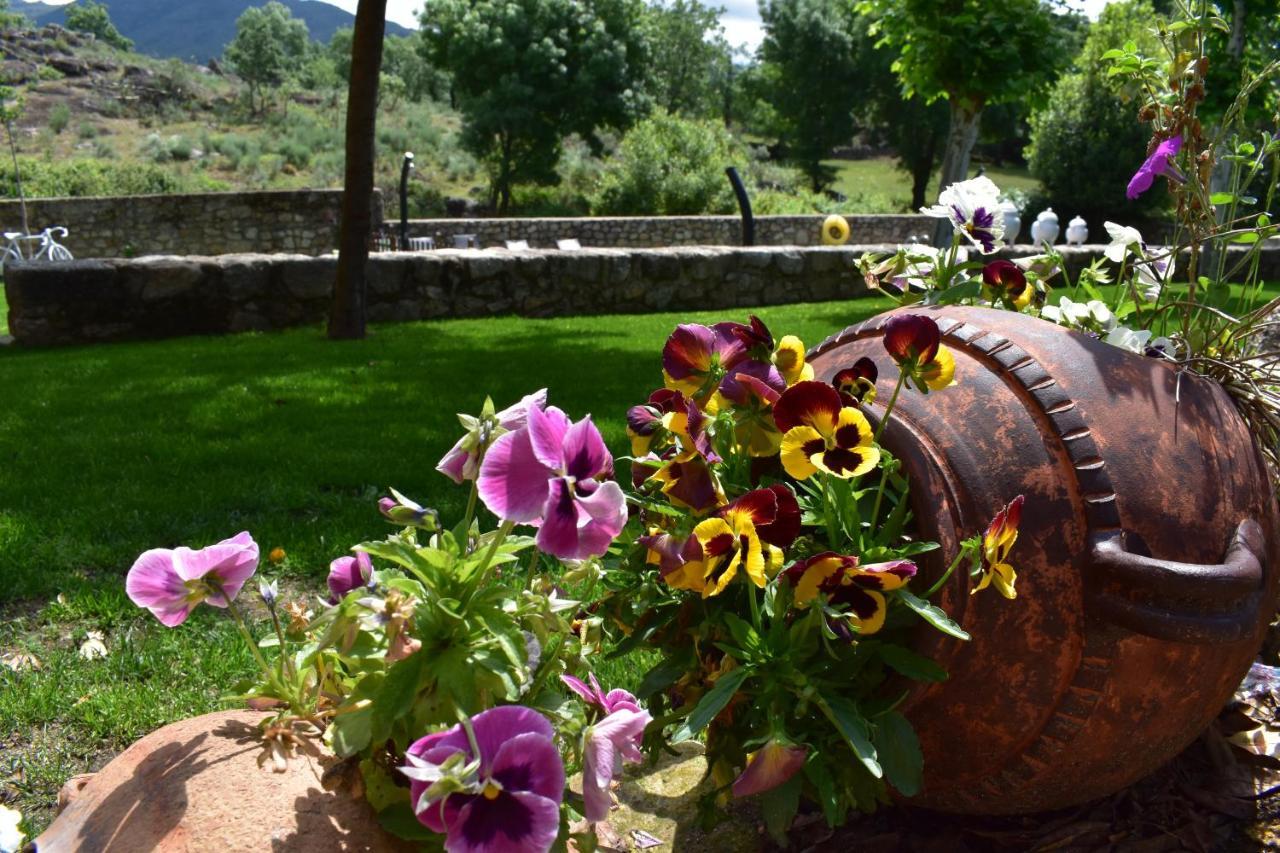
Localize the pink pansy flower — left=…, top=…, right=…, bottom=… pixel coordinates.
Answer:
left=402, top=706, right=564, bottom=853
left=477, top=404, right=626, bottom=561
left=327, top=551, right=373, bottom=603
left=126, top=532, right=259, bottom=627
left=437, top=389, right=548, bottom=484
left=1127, top=136, right=1185, bottom=200
left=732, top=741, right=807, bottom=798
left=561, top=672, right=643, bottom=714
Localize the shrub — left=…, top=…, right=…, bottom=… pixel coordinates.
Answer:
left=77, top=121, right=98, bottom=140
left=0, top=157, right=191, bottom=197
left=591, top=110, right=744, bottom=215
left=48, top=104, right=70, bottom=135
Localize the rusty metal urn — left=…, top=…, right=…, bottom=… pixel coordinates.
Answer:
left=808, top=305, right=1279, bottom=815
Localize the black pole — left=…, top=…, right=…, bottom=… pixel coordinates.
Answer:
left=399, top=151, right=414, bottom=249
left=725, top=166, right=754, bottom=247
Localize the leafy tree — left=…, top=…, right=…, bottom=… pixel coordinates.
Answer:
left=225, top=2, right=310, bottom=116
left=1025, top=0, right=1164, bottom=223
left=591, top=109, right=743, bottom=214
left=0, top=0, right=28, bottom=30
left=421, top=0, right=650, bottom=211
left=64, top=0, right=133, bottom=51
left=758, top=0, right=862, bottom=192
left=384, top=34, right=448, bottom=103
left=641, top=0, right=731, bottom=119
left=858, top=0, right=1070, bottom=222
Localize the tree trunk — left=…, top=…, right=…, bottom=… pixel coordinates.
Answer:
left=910, top=130, right=939, bottom=211
left=6, top=118, right=27, bottom=235
left=328, top=0, right=387, bottom=340
left=1227, top=0, right=1245, bottom=59
left=932, top=98, right=982, bottom=245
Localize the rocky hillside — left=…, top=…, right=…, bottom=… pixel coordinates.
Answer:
left=18, top=0, right=411, bottom=62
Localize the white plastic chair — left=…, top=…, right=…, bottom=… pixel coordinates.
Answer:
left=556, top=238, right=581, bottom=251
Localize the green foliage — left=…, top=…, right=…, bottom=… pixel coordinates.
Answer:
left=0, top=157, right=225, bottom=197
left=591, top=110, right=742, bottom=214
left=1025, top=1, right=1164, bottom=222
left=422, top=0, right=650, bottom=211
left=142, top=132, right=193, bottom=163
left=640, top=0, right=731, bottom=119
left=759, top=0, right=863, bottom=191
left=64, top=0, right=133, bottom=51
left=224, top=1, right=310, bottom=115
left=47, top=103, right=70, bottom=135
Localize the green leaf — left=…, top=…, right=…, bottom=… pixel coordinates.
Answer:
left=330, top=673, right=384, bottom=757
left=377, top=802, right=438, bottom=841
left=897, top=589, right=970, bottom=640
left=636, top=655, right=689, bottom=700
left=371, top=650, right=428, bottom=744
left=1210, top=192, right=1235, bottom=205
left=877, top=644, right=948, bottom=683
left=804, top=753, right=842, bottom=826
left=817, top=693, right=882, bottom=778
left=1100, top=48, right=1125, bottom=59
left=872, top=712, right=923, bottom=796
left=930, top=279, right=981, bottom=306
left=722, top=612, right=762, bottom=656
left=671, top=666, right=752, bottom=743
left=1232, top=232, right=1260, bottom=244
left=760, top=773, right=803, bottom=843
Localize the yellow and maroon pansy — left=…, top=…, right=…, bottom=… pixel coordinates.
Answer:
left=973, top=494, right=1024, bottom=599
left=784, top=552, right=917, bottom=636
left=720, top=484, right=801, bottom=550
left=719, top=366, right=785, bottom=457
left=638, top=528, right=707, bottom=593
left=773, top=381, right=879, bottom=480
left=982, top=259, right=1033, bottom=310
left=648, top=450, right=725, bottom=515
left=662, top=322, right=749, bottom=398
left=685, top=509, right=766, bottom=598
left=832, top=357, right=878, bottom=406
left=732, top=740, right=807, bottom=798
left=882, top=314, right=957, bottom=393
left=772, top=335, right=815, bottom=386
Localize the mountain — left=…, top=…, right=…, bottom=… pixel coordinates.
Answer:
left=16, top=0, right=413, bottom=62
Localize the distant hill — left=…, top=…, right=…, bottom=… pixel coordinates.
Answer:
left=17, top=0, right=413, bottom=62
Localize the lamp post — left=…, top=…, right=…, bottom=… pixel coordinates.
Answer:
left=399, top=151, right=414, bottom=250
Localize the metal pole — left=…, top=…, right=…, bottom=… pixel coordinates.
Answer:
left=399, top=151, right=414, bottom=250
left=725, top=166, right=754, bottom=246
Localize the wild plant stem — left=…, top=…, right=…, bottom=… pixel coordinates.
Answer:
left=923, top=549, right=970, bottom=599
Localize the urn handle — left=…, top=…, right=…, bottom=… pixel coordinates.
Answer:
left=1088, top=519, right=1267, bottom=644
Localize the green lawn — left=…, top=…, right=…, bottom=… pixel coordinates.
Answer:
left=825, top=156, right=1040, bottom=212
left=0, top=296, right=894, bottom=835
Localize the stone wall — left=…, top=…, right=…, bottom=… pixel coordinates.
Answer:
left=5, top=246, right=870, bottom=346
left=0, top=190, right=382, bottom=259
left=404, top=214, right=934, bottom=249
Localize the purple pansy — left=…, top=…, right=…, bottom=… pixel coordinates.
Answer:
left=920, top=176, right=1005, bottom=254
left=438, top=390, right=548, bottom=484
left=126, top=532, right=259, bottom=627
left=327, top=551, right=373, bottom=603
left=477, top=404, right=627, bottom=560
left=1127, top=136, right=1185, bottom=200
left=583, top=706, right=651, bottom=823
left=401, top=706, right=565, bottom=853
left=561, top=672, right=643, bottom=715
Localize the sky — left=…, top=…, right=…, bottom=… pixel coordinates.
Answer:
left=26, top=0, right=1117, bottom=53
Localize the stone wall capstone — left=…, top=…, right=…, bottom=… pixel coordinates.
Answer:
left=0, top=190, right=383, bottom=259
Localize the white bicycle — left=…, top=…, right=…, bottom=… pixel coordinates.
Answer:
left=1, top=226, right=74, bottom=274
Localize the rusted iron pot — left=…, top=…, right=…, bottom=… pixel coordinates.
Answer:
left=35, top=710, right=412, bottom=852
left=808, top=305, right=1279, bottom=815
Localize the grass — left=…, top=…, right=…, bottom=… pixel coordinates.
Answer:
left=0, top=295, right=894, bottom=836
left=824, top=157, right=1041, bottom=212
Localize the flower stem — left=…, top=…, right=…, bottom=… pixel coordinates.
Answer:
left=747, top=580, right=762, bottom=632
left=473, top=520, right=517, bottom=588
left=460, top=480, right=479, bottom=551
left=222, top=593, right=274, bottom=681
left=872, top=371, right=908, bottom=445
left=923, top=548, right=970, bottom=599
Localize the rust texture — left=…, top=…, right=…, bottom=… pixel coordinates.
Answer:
left=809, top=305, right=1280, bottom=815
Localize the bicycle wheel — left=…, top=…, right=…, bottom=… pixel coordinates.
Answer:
left=47, top=244, right=73, bottom=262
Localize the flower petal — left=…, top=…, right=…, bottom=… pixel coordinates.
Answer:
left=780, top=425, right=824, bottom=481
left=470, top=706, right=555, bottom=775
left=561, top=415, right=611, bottom=481
left=447, top=790, right=561, bottom=853
left=125, top=548, right=192, bottom=627
left=732, top=742, right=807, bottom=798
left=773, top=380, right=842, bottom=434
left=173, top=533, right=259, bottom=606
left=436, top=441, right=472, bottom=485
left=477, top=428, right=555, bottom=524
left=662, top=324, right=716, bottom=383
left=526, top=404, right=571, bottom=472
left=489, top=731, right=567, bottom=803
left=495, top=389, right=548, bottom=429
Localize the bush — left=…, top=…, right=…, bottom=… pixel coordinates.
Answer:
left=591, top=110, right=744, bottom=215
left=48, top=104, right=70, bottom=135
left=0, top=157, right=193, bottom=197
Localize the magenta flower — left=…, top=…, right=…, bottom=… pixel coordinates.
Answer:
left=438, top=389, right=548, bottom=484
left=327, top=551, right=372, bottom=603
left=561, top=672, right=643, bottom=715
left=732, top=741, right=807, bottom=798
left=477, top=404, right=627, bottom=560
left=661, top=322, right=749, bottom=396
left=401, top=706, right=565, bottom=853
left=125, top=532, right=259, bottom=627
left=583, top=707, right=650, bottom=823
left=1127, top=136, right=1185, bottom=200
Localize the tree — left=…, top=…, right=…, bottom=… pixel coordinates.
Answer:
left=758, top=0, right=862, bottom=192
left=641, top=0, right=731, bottom=119
left=329, top=0, right=387, bottom=341
left=421, top=0, right=649, bottom=212
left=64, top=1, right=133, bottom=51
left=225, top=2, right=310, bottom=116
left=858, top=0, right=1069, bottom=232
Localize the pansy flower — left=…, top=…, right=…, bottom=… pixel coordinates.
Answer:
left=647, top=450, right=725, bottom=515
left=401, top=706, right=564, bottom=853
left=772, top=335, right=814, bottom=386
left=626, top=389, right=715, bottom=459
left=562, top=671, right=643, bottom=715
left=327, top=551, right=373, bottom=603
left=982, top=259, right=1033, bottom=310
left=562, top=674, right=652, bottom=823
left=437, top=390, right=547, bottom=484
left=732, top=741, right=807, bottom=798
left=832, top=357, right=878, bottom=406
left=1127, top=135, right=1185, bottom=200
left=126, top=532, right=259, bottom=627
left=921, top=176, right=1004, bottom=253
left=972, top=495, right=1024, bottom=599
left=661, top=322, right=750, bottom=398
left=718, top=364, right=785, bottom=457
left=784, top=552, right=917, bottom=635
left=478, top=404, right=627, bottom=560
left=774, top=381, right=880, bottom=480
left=883, top=314, right=957, bottom=392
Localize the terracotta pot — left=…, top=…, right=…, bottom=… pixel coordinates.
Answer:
left=808, top=305, right=1279, bottom=814
left=35, top=710, right=413, bottom=852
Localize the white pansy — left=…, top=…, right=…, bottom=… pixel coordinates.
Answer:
left=1085, top=300, right=1118, bottom=331
left=1103, top=221, right=1145, bottom=263
left=1105, top=325, right=1153, bottom=353
left=921, top=176, right=1005, bottom=253
left=1135, top=256, right=1173, bottom=302
left=0, top=805, right=23, bottom=853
